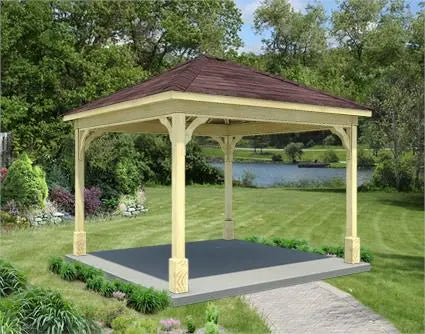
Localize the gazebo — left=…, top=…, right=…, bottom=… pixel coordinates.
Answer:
left=64, top=55, right=371, bottom=301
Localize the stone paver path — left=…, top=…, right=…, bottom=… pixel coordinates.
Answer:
left=244, top=282, right=399, bottom=334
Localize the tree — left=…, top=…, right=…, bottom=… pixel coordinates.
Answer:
left=2, top=153, right=48, bottom=208
left=255, top=0, right=327, bottom=69
left=284, top=142, right=304, bottom=163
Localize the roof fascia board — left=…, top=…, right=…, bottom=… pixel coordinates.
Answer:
left=64, top=91, right=371, bottom=123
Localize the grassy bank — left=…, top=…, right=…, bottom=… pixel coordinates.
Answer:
left=201, top=146, right=347, bottom=163
left=2, top=186, right=423, bottom=333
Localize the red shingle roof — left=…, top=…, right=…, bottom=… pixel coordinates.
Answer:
left=70, top=55, right=369, bottom=114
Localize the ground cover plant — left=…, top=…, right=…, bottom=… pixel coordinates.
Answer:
left=2, top=186, right=423, bottom=333
left=48, top=257, right=170, bottom=315
left=245, top=236, right=373, bottom=263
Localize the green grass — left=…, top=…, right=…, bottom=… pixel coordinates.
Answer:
left=2, top=186, right=423, bottom=333
left=201, top=146, right=347, bottom=163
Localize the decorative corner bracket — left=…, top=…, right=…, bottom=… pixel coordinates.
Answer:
left=159, top=115, right=208, bottom=144
left=212, top=135, right=242, bottom=162
left=331, top=126, right=349, bottom=150
left=77, top=129, right=105, bottom=160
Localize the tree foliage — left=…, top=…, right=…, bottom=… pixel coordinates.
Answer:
left=1, top=153, right=48, bottom=208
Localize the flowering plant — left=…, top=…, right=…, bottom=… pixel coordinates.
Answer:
left=159, top=318, right=181, bottom=331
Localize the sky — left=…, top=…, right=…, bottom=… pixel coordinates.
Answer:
left=235, top=0, right=422, bottom=53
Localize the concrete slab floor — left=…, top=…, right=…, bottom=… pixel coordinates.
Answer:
left=67, top=239, right=370, bottom=306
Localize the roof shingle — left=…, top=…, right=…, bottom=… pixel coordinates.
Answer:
left=70, top=55, right=369, bottom=114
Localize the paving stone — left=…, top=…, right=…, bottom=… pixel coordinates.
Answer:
left=244, top=281, right=399, bottom=334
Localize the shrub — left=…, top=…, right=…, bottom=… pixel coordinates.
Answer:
left=17, top=287, right=99, bottom=333
left=323, top=134, right=338, bottom=146
left=50, top=186, right=75, bottom=214
left=360, top=247, right=374, bottom=263
left=86, top=276, right=105, bottom=293
left=185, top=315, right=196, bottom=333
left=100, top=280, right=116, bottom=297
left=358, top=149, right=375, bottom=167
left=48, top=256, right=65, bottom=275
left=240, top=169, right=256, bottom=187
left=59, top=262, right=77, bottom=281
left=85, top=186, right=102, bottom=215
left=127, top=286, right=170, bottom=314
left=271, top=153, right=283, bottom=162
left=322, top=150, right=339, bottom=163
left=284, top=142, right=304, bottom=162
left=246, top=236, right=373, bottom=263
left=205, top=303, right=219, bottom=324
left=2, top=153, right=48, bottom=208
left=372, top=151, right=416, bottom=191
left=159, top=318, right=180, bottom=331
left=115, top=158, right=141, bottom=195
left=0, top=168, right=7, bottom=182
left=0, top=310, right=21, bottom=334
left=205, top=321, right=219, bottom=334
left=0, top=260, right=27, bottom=297
left=104, top=302, right=126, bottom=328
left=111, top=315, right=157, bottom=334
left=74, top=263, right=103, bottom=282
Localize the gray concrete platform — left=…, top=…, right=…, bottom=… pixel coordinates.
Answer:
left=67, top=239, right=370, bottom=306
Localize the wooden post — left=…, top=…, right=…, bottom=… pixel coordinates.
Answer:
left=213, top=136, right=241, bottom=240
left=224, top=136, right=234, bottom=240
left=169, top=114, right=188, bottom=293
left=73, top=128, right=86, bottom=256
left=345, top=125, right=360, bottom=263
left=160, top=114, right=208, bottom=294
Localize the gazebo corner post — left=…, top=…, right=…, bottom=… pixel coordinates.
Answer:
left=160, top=114, right=208, bottom=294
left=73, top=128, right=86, bottom=256
left=213, top=136, right=242, bottom=240
left=331, top=125, right=360, bottom=264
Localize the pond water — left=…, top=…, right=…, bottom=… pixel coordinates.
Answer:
left=211, top=162, right=373, bottom=187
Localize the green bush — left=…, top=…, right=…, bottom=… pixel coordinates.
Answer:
left=284, top=142, right=304, bottom=162
left=246, top=236, right=373, bottom=263
left=0, top=310, right=21, bottom=334
left=59, top=262, right=77, bottom=281
left=372, top=151, right=416, bottom=191
left=323, top=134, right=338, bottom=146
left=111, top=315, right=157, bottom=334
left=2, top=153, right=48, bottom=208
left=358, top=149, right=375, bottom=167
left=185, top=315, right=196, bottom=333
left=240, top=170, right=256, bottom=187
left=74, top=262, right=103, bottom=282
left=360, top=248, right=374, bottom=263
left=205, top=321, right=219, bottom=334
left=321, top=150, right=339, bottom=163
left=86, top=276, right=105, bottom=293
left=100, top=280, right=116, bottom=297
left=115, top=158, right=142, bottom=195
left=48, top=256, right=65, bottom=275
left=17, top=287, right=99, bottom=333
left=205, top=303, right=219, bottom=324
left=271, top=153, right=283, bottom=162
left=0, top=260, right=27, bottom=297
left=127, top=286, right=170, bottom=314
left=104, top=302, right=126, bottom=328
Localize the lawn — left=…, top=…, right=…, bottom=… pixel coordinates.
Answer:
left=2, top=186, right=423, bottom=333
left=201, top=145, right=347, bottom=163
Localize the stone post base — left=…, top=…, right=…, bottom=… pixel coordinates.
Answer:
left=169, top=258, right=189, bottom=293
left=223, top=219, right=234, bottom=240
left=345, top=236, right=360, bottom=264
left=73, top=231, right=86, bottom=256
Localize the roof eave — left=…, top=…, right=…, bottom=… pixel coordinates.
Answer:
left=63, top=91, right=372, bottom=122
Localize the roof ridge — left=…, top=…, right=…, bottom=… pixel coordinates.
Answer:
left=208, top=57, right=370, bottom=110
left=173, top=56, right=208, bottom=92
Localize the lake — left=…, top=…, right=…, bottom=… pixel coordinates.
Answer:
left=211, top=162, right=373, bottom=187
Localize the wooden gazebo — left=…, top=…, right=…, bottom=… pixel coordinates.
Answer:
left=64, top=55, right=371, bottom=294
